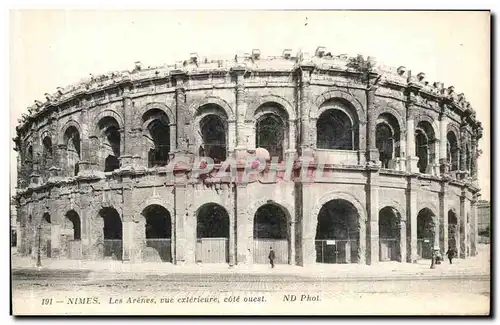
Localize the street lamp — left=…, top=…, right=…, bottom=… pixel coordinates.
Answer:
left=36, top=224, right=42, bottom=267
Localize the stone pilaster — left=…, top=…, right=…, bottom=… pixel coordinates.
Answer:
left=174, top=184, right=188, bottom=264
left=121, top=220, right=134, bottom=262
left=366, top=171, right=379, bottom=265
left=232, top=67, right=247, bottom=153
left=459, top=124, right=468, bottom=180
left=407, top=176, right=418, bottom=263
left=399, top=214, right=407, bottom=263
left=172, top=71, right=189, bottom=154
left=405, top=101, right=419, bottom=173
left=235, top=184, right=249, bottom=264
left=120, top=86, right=136, bottom=167
left=439, top=112, right=449, bottom=174
left=439, top=184, right=449, bottom=255
left=366, top=87, right=380, bottom=164
left=471, top=131, right=478, bottom=182
left=289, top=220, right=296, bottom=266
left=78, top=98, right=92, bottom=174
left=298, top=65, right=314, bottom=151
left=50, top=224, right=61, bottom=258
left=470, top=194, right=479, bottom=256
left=459, top=192, right=468, bottom=258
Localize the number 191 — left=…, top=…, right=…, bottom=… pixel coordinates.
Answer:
left=41, top=298, right=53, bottom=305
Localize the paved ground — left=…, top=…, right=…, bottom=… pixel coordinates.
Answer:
left=11, top=245, right=491, bottom=315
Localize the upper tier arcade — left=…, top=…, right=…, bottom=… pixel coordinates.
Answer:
left=13, top=47, right=484, bottom=196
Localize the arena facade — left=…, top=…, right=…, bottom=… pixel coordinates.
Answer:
left=13, top=48, right=483, bottom=266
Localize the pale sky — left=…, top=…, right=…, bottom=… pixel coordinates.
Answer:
left=9, top=10, right=491, bottom=200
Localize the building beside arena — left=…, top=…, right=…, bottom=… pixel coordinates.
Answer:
left=13, top=48, right=483, bottom=266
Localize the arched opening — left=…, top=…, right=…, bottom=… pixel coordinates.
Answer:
left=199, top=113, right=227, bottom=163
left=196, top=203, right=230, bottom=263
left=415, top=121, right=436, bottom=174
left=143, top=109, right=170, bottom=167
left=376, top=113, right=401, bottom=169
left=447, top=131, right=459, bottom=171
left=417, top=208, right=436, bottom=259
left=317, top=109, right=357, bottom=150
left=465, top=143, right=471, bottom=175
left=378, top=207, right=401, bottom=261
left=41, top=213, right=51, bottom=258
left=63, top=126, right=81, bottom=176
left=99, top=207, right=122, bottom=260
left=448, top=210, right=458, bottom=253
left=97, top=117, right=121, bottom=172
left=24, top=145, right=34, bottom=186
left=65, top=210, right=81, bottom=240
left=253, top=203, right=289, bottom=264
left=256, top=114, right=286, bottom=162
left=254, top=103, right=289, bottom=162
left=64, top=210, right=82, bottom=259
left=315, top=199, right=360, bottom=264
left=42, top=136, right=53, bottom=169
left=142, top=204, right=172, bottom=262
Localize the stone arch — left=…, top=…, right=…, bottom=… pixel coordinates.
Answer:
left=138, top=102, right=175, bottom=127
left=246, top=94, right=296, bottom=122
left=312, top=89, right=366, bottom=123
left=39, top=130, right=53, bottom=146
left=58, top=119, right=82, bottom=145
left=91, top=109, right=124, bottom=137
left=135, top=196, right=174, bottom=222
left=378, top=205, right=402, bottom=261
left=415, top=114, right=439, bottom=136
left=379, top=199, right=406, bottom=220
left=246, top=199, right=294, bottom=225
left=94, top=202, right=123, bottom=222
left=375, top=106, right=406, bottom=132
left=419, top=202, right=438, bottom=217
left=311, top=191, right=367, bottom=223
left=58, top=202, right=83, bottom=225
left=189, top=96, right=235, bottom=121
left=447, top=123, right=461, bottom=141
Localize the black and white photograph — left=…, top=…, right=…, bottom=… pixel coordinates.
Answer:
left=8, top=10, right=491, bottom=316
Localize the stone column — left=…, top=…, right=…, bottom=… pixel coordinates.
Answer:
left=471, top=194, right=479, bottom=256
left=121, top=220, right=135, bottom=262
left=459, top=125, right=468, bottom=179
left=439, top=113, right=449, bottom=174
left=471, top=131, right=478, bottom=182
left=459, top=194, right=468, bottom=258
left=298, top=65, right=315, bottom=153
left=174, top=184, right=187, bottom=264
left=289, top=220, right=296, bottom=265
left=465, top=198, right=471, bottom=257
left=407, top=177, right=418, bottom=262
left=172, top=71, right=189, bottom=155
left=120, top=87, right=136, bottom=167
left=366, top=172, right=379, bottom=264
left=50, top=223, right=61, bottom=259
left=366, top=87, right=380, bottom=164
left=406, top=102, right=419, bottom=173
left=439, top=185, right=449, bottom=255
left=288, top=119, right=297, bottom=152
left=235, top=184, right=249, bottom=264
left=399, top=215, right=407, bottom=263
left=232, top=67, right=247, bottom=154
left=227, top=190, right=236, bottom=266
left=78, top=100, right=92, bottom=174
left=228, top=120, right=237, bottom=153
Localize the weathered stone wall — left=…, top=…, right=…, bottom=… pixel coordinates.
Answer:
left=13, top=51, right=483, bottom=266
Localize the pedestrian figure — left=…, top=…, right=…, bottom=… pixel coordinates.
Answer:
left=446, top=247, right=455, bottom=264
left=268, top=247, right=275, bottom=268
